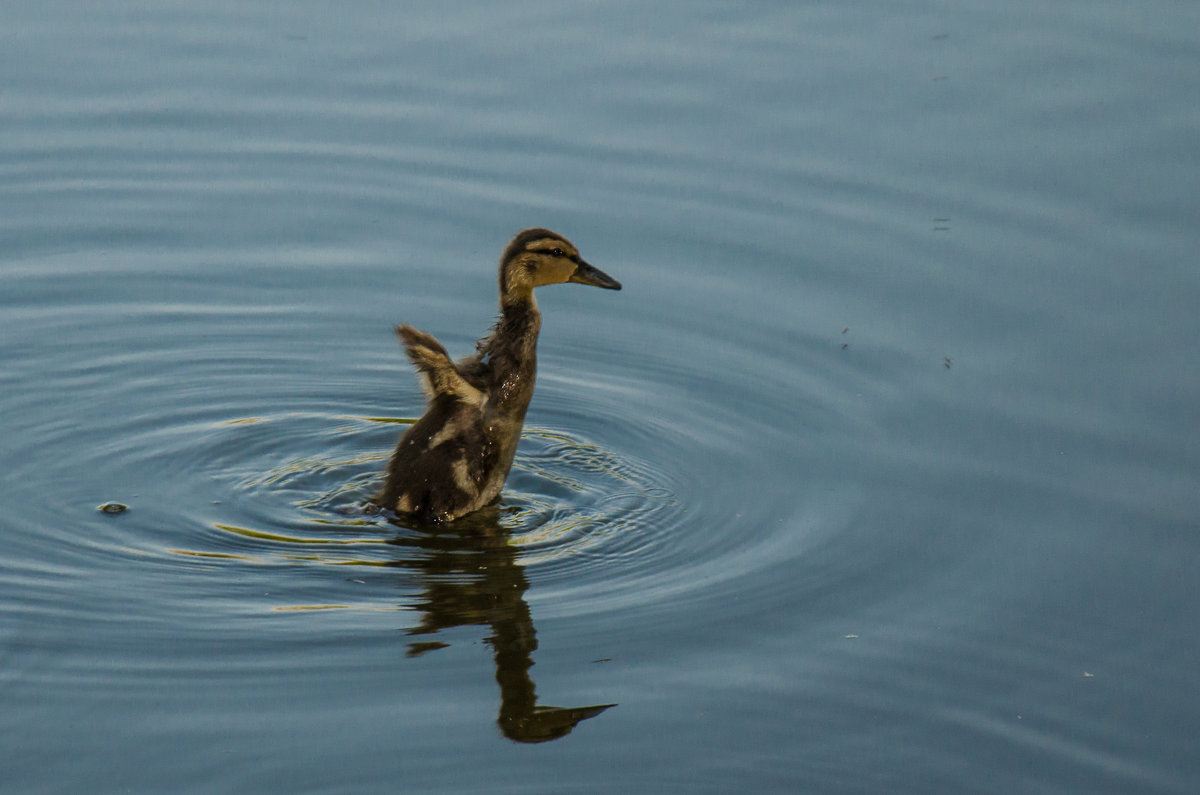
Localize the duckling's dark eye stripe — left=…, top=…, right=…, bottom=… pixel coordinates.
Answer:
left=527, top=246, right=580, bottom=264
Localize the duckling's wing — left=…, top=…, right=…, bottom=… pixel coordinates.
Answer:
left=396, top=325, right=486, bottom=406
left=452, top=353, right=491, bottom=390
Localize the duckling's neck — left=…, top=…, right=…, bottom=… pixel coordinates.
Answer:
left=483, top=292, right=542, bottom=407
left=495, top=290, right=541, bottom=346
left=500, top=284, right=537, bottom=316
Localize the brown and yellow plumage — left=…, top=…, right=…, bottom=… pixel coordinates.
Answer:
left=374, top=228, right=621, bottom=522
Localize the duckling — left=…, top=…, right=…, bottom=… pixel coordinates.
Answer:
left=375, top=228, right=621, bottom=522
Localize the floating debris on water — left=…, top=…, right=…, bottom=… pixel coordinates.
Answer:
left=97, top=502, right=128, bottom=514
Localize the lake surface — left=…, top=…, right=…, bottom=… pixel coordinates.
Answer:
left=2, top=1, right=1198, bottom=792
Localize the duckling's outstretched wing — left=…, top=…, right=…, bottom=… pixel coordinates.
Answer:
left=396, top=325, right=486, bottom=406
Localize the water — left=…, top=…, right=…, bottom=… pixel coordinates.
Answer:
left=3, top=1, right=1198, bottom=792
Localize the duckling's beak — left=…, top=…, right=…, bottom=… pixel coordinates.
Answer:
left=569, top=259, right=622, bottom=290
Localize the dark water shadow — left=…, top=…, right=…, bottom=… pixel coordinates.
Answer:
left=383, top=507, right=615, bottom=743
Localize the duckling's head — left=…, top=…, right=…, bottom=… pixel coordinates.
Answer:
left=499, top=228, right=621, bottom=304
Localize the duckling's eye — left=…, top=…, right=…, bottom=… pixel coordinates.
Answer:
left=550, top=248, right=564, bottom=257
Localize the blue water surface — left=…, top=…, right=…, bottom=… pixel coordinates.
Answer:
left=2, top=1, right=1198, bottom=792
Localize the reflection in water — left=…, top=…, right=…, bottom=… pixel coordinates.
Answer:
left=386, top=508, right=615, bottom=743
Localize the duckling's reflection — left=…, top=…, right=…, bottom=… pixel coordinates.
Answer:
left=384, top=506, right=615, bottom=743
